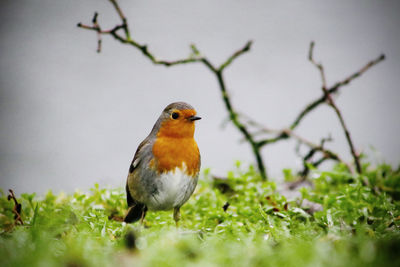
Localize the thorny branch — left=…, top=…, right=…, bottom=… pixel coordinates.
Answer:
left=78, top=0, right=385, bottom=179
left=7, top=189, right=23, bottom=225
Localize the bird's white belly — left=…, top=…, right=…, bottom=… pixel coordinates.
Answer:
left=147, top=166, right=198, bottom=211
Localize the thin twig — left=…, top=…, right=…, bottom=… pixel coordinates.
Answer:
left=219, top=41, right=253, bottom=71
left=297, top=136, right=340, bottom=177
left=78, top=1, right=203, bottom=66
left=243, top=115, right=347, bottom=166
left=78, top=18, right=203, bottom=66
left=92, top=12, right=102, bottom=53
left=299, top=156, right=330, bottom=177
left=308, top=42, right=327, bottom=88
left=214, top=63, right=267, bottom=179
left=308, top=41, right=362, bottom=174
left=290, top=52, right=385, bottom=130
left=192, top=42, right=266, bottom=178
left=7, top=189, right=23, bottom=225
left=257, top=48, right=385, bottom=150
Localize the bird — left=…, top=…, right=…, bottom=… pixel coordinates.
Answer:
left=124, top=102, right=201, bottom=226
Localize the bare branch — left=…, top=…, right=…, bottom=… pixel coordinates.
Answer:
left=78, top=0, right=266, bottom=179
left=215, top=70, right=267, bottom=179
left=78, top=1, right=385, bottom=179
left=297, top=136, right=352, bottom=177
left=243, top=115, right=346, bottom=167
left=78, top=0, right=203, bottom=66
left=309, top=42, right=362, bottom=174
left=299, top=156, right=330, bottom=177
left=92, top=12, right=102, bottom=53
left=289, top=52, right=385, bottom=131
left=219, top=41, right=253, bottom=71
left=308, top=41, right=327, bottom=88
left=109, top=0, right=127, bottom=23
left=257, top=45, right=385, bottom=159
left=108, top=0, right=130, bottom=39
left=331, top=54, right=385, bottom=89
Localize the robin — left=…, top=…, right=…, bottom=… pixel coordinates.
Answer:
left=124, top=102, right=201, bottom=226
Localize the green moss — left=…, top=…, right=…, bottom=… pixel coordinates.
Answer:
left=1, top=163, right=399, bottom=266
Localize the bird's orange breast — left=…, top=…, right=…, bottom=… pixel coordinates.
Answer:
left=151, top=112, right=200, bottom=176
left=152, top=137, right=200, bottom=176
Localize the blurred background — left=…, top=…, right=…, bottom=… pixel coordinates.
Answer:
left=1, top=0, right=399, bottom=193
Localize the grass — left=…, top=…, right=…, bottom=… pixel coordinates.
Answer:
left=1, top=162, right=400, bottom=266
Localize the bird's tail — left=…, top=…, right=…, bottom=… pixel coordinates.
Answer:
left=124, top=203, right=147, bottom=223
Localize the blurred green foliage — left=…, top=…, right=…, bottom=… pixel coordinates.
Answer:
left=1, top=163, right=399, bottom=267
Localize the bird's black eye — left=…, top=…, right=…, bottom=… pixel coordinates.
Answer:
left=171, top=112, right=179, bottom=119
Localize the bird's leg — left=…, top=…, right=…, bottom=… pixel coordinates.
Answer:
left=140, top=206, right=148, bottom=225
left=173, top=207, right=181, bottom=227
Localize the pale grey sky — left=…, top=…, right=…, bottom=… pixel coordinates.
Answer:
left=1, top=0, right=399, bottom=193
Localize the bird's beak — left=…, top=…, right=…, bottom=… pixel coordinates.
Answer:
left=188, top=115, right=201, bottom=121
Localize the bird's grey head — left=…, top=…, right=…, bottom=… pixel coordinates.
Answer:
left=163, top=102, right=195, bottom=113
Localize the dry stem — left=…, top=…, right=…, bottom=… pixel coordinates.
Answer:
left=7, top=189, right=23, bottom=225
left=308, top=41, right=363, bottom=174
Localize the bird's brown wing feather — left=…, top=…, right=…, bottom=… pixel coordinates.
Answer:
left=129, top=138, right=149, bottom=174
left=125, top=138, right=152, bottom=223
left=126, top=138, right=150, bottom=206
left=125, top=182, right=135, bottom=207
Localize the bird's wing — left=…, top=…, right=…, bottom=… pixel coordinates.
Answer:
left=129, top=138, right=151, bottom=174
left=126, top=137, right=152, bottom=207
left=125, top=182, right=136, bottom=207
left=125, top=179, right=146, bottom=223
